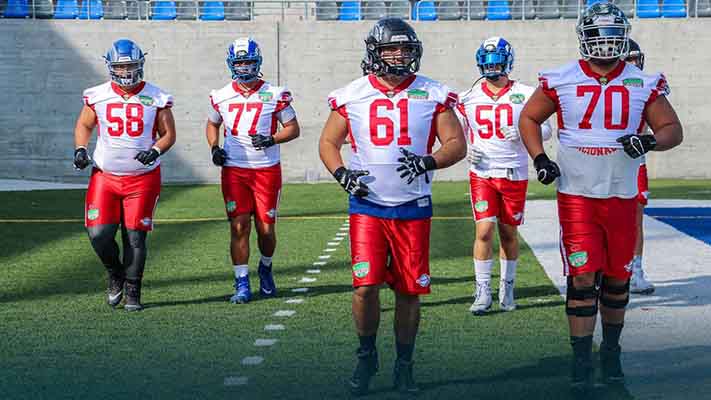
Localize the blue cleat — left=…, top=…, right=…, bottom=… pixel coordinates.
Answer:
left=230, top=275, right=252, bottom=304
left=258, top=261, right=277, bottom=297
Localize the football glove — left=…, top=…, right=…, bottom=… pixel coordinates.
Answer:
left=252, top=134, right=276, bottom=151
left=135, top=147, right=160, bottom=166
left=333, top=167, right=370, bottom=198
left=73, top=147, right=91, bottom=170
left=396, top=148, right=437, bottom=185
left=502, top=125, right=521, bottom=142
left=533, top=153, right=560, bottom=185
left=211, top=145, right=227, bottom=166
left=468, top=146, right=485, bottom=166
left=616, top=134, right=656, bottom=159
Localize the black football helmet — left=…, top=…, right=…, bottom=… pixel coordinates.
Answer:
left=576, top=2, right=631, bottom=61
left=364, top=18, right=422, bottom=76
left=626, top=39, right=645, bottom=70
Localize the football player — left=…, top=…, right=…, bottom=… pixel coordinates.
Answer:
left=206, top=37, right=300, bottom=304
left=73, top=39, right=176, bottom=311
left=319, top=18, right=466, bottom=395
left=625, top=39, right=655, bottom=295
left=519, top=3, right=682, bottom=390
left=457, top=37, right=552, bottom=315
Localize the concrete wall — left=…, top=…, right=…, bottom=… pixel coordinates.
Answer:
left=0, top=19, right=708, bottom=183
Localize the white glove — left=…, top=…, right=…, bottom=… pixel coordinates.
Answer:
left=502, top=125, right=520, bottom=142
left=468, top=146, right=485, bottom=166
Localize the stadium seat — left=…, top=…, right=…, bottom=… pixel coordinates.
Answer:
left=586, top=0, right=604, bottom=6
left=613, top=0, right=634, bottom=17
left=637, top=0, right=661, bottom=17
left=199, top=0, right=224, bottom=19
left=54, top=0, right=79, bottom=18
left=224, top=1, right=251, bottom=19
left=175, top=0, right=197, bottom=19
left=698, top=0, right=711, bottom=15
left=339, top=1, right=361, bottom=20
left=561, top=0, right=581, bottom=18
left=467, top=0, right=486, bottom=19
left=412, top=0, right=436, bottom=19
left=3, top=0, right=29, bottom=17
left=315, top=1, right=339, bottom=19
left=32, top=0, right=55, bottom=18
left=661, top=0, right=687, bottom=16
left=362, top=0, right=387, bottom=19
left=511, top=0, right=535, bottom=19
left=151, top=0, right=177, bottom=19
left=103, top=0, right=127, bottom=18
left=536, top=0, right=560, bottom=18
left=486, top=0, right=511, bottom=19
left=437, top=0, right=463, bottom=20
left=386, top=0, right=410, bottom=18
left=79, top=0, right=104, bottom=19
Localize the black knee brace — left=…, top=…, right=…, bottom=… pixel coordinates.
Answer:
left=87, top=224, right=122, bottom=272
left=122, top=228, right=148, bottom=281
left=566, top=276, right=600, bottom=317
left=600, top=278, right=630, bottom=309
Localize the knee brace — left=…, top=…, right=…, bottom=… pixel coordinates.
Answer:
left=600, top=278, right=630, bottom=309
left=566, top=276, right=600, bottom=317
left=123, top=229, right=148, bottom=281
left=87, top=224, right=121, bottom=271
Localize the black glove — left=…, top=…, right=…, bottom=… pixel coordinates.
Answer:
left=616, top=134, right=656, bottom=159
left=533, top=153, right=560, bottom=185
left=135, top=147, right=160, bottom=166
left=396, top=148, right=437, bottom=185
left=73, top=147, right=91, bottom=170
left=252, top=134, right=276, bottom=151
left=211, top=145, right=227, bottom=166
left=333, top=167, right=370, bottom=198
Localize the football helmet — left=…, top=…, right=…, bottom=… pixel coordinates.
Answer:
left=476, top=36, right=515, bottom=79
left=365, top=18, right=422, bottom=76
left=227, top=37, right=263, bottom=82
left=626, top=39, right=645, bottom=70
left=104, top=39, right=145, bottom=87
left=576, top=2, right=631, bottom=61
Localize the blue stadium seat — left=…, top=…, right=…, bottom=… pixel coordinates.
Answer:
left=3, top=0, right=30, bottom=17
left=151, top=1, right=177, bottom=19
left=586, top=0, right=604, bottom=6
left=54, top=0, right=79, bottom=18
left=661, top=0, right=687, bottom=16
left=487, top=0, right=511, bottom=19
left=79, top=0, right=104, bottom=19
left=200, top=1, right=224, bottom=19
left=637, top=0, right=661, bottom=17
left=339, top=1, right=361, bottom=20
left=412, top=0, right=436, bottom=19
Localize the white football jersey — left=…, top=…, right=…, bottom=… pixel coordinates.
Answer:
left=208, top=80, right=296, bottom=169
left=457, top=80, right=551, bottom=180
left=328, top=74, right=458, bottom=207
left=83, top=81, right=174, bottom=176
left=538, top=60, right=669, bottom=198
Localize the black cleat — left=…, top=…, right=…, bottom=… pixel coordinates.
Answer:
left=600, top=345, right=625, bottom=384
left=570, top=357, right=594, bottom=392
left=124, top=280, right=144, bottom=312
left=393, top=359, right=419, bottom=395
left=348, top=348, right=378, bottom=396
left=106, top=271, right=125, bottom=308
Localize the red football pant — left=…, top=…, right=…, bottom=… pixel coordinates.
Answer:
left=637, top=163, right=649, bottom=206
left=221, top=164, right=282, bottom=224
left=85, top=167, right=161, bottom=231
left=469, top=172, right=528, bottom=226
left=558, top=192, right=638, bottom=280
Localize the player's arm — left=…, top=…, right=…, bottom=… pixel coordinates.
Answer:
left=72, top=105, right=97, bottom=170
left=519, top=87, right=560, bottom=184
left=432, top=108, right=467, bottom=168
left=135, top=107, right=176, bottom=166
left=205, top=105, right=227, bottom=166
left=644, top=96, right=683, bottom=151
left=319, top=111, right=369, bottom=197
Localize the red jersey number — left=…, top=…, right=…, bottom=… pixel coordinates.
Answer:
left=474, top=104, right=512, bottom=140
left=228, top=103, right=264, bottom=136
left=106, top=103, right=144, bottom=137
left=577, top=85, right=630, bottom=130
left=369, top=98, right=411, bottom=146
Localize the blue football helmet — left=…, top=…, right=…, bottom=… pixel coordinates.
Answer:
left=104, top=39, right=145, bottom=87
left=227, top=37, right=263, bottom=83
left=476, top=37, right=514, bottom=79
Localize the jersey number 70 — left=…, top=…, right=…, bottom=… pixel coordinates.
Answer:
left=577, top=85, right=630, bottom=130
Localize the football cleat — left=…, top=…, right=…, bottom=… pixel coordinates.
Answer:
left=124, top=280, right=144, bottom=312
left=393, top=359, right=419, bottom=394
left=630, top=267, right=655, bottom=295
left=106, top=270, right=125, bottom=308
left=600, top=345, right=625, bottom=384
left=230, top=275, right=252, bottom=304
left=469, top=282, right=492, bottom=315
left=348, top=347, right=379, bottom=396
left=499, top=279, right=517, bottom=311
left=258, top=261, right=277, bottom=298
left=570, top=357, right=594, bottom=392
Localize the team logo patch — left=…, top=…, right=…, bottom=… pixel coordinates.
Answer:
left=266, top=208, right=277, bottom=219
left=568, top=251, right=588, bottom=268
left=474, top=200, right=488, bottom=213
left=407, top=89, right=429, bottom=100
left=353, top=262, right=370, bottom=278
left=509, top=93, right=525, bottom=104
left=417, top=197, right=430, bottom=208
left=622, top=78, right=644, bottom=88
left=599, top=77, right=609, bottom=86
left=258, top=91, right=273, bottom=102
left=416, top=274, right=431, bottom=288
left=141, top=217, right=152, bottom=227
left=138, top=95, right=154, bottom=106
left=87, top=208, right=99, bottom=221
left=226, top=200, right=237, bottom=213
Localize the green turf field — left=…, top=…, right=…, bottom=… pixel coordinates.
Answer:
left=2, top=180, right=708, bottom=399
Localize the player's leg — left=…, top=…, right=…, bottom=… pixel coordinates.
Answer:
left=496, top=178, right=527, bottom=311
left=469, top=173, right=499, bottom=315
left=252, top=164, right=282, bottom=297
left=85, top=168, right=124, bottom=307
left=631, top=164, right=654, bottom=294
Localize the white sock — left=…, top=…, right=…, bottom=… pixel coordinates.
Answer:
left=260, top=255, right=273, bottom=267
left=631, top=255, right=643, bottom=271
left=500, top=259, right=517, bottom=282
left=234, top=264, right=249, bottom=278
left=474, top=259, right=493, bottom=285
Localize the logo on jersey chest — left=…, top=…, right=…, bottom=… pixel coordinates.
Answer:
left=138, top=95, right=154, bottom=106
left=509, top=93, right=525, bottom=104
left=622, top=78, right=643, bottom=88
left=258, top=91, right=273, bottom=102
left=599, top=77, right=609, bottom=85
left=407, top=89, right=429, bottom=100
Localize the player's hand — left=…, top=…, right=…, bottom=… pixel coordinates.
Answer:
left=396, top=148, right=437, bottom=185
left=135, top=147, right=160, bottom=166
left=502, top=125, right=520, bottom=142
left=533, top=153, right=560, bottom=185
left=211, top=145, right=227, bottom=166
left=468, top=146, right=485, bottom=166
left=333, top=167, right=370, bottom=198
left=73, top=147, right=92, bottom=170
left=251, top=134, right=276, bottom=151
left=616, top=134, right=656, bottom=159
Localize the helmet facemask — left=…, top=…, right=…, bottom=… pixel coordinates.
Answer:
left=107, top=58, right=144, bottom=87
left=578, top=23, right=630, bottom=61
left=369, top=42, right=422, bottom=77
left=228, top=51, right=262, bottom=83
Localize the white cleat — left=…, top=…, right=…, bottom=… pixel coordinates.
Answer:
left=630, top=268, right=655, bottom=295
left=469, top=282, right=492, bottom=315
left=499, top=279, right=517, bottom=311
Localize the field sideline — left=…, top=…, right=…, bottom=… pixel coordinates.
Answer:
left=1, top=180, right=709, bottom=399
